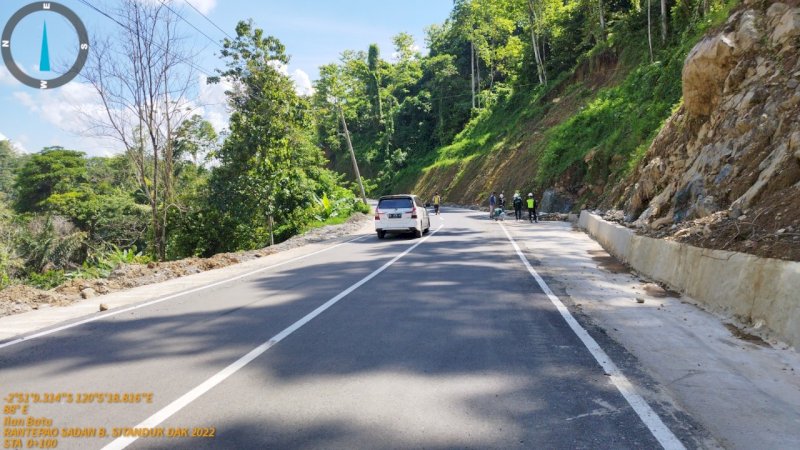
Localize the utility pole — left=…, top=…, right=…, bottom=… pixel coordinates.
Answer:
left=338, top=106, right=367, bottom=205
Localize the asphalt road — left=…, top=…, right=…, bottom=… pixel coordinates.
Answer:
left=0, top=208, right=697, bottom=449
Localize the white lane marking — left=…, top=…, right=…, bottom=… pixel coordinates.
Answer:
left=103, top=224, right=443, bottom=450
left=499, top=223, right=685, bottom=450
left=0, top=235, right=368, bottom=350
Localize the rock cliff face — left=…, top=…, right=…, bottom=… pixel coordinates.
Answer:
left=614, top=0, right=800, bottom=260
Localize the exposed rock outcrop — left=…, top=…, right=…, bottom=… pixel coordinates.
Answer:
left=617, top=2, right=800, bottom=260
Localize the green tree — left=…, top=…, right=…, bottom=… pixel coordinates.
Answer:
left=14, top=147, right=88, bottom=212
left=0, top=199, right=22, bottom=287
left=204, top=20, right=344, bottom=252
left=174, top=115, right=218, bottom=167
left=367, top=44, right=384, bottom=122
left=0, top=140, right=23, bottom=199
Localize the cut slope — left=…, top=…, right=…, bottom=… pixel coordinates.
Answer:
left=614, top=2, right=800, bottom=261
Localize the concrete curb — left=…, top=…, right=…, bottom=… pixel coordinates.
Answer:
left=579, top=210, right=800, bottom=348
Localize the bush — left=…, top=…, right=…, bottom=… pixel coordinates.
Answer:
left=17, top=215, right=87, bottom=273
left=26, top=269, right=66, bottom=290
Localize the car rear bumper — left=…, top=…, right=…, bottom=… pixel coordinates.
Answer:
left=375, top=219, right=419, bottom=231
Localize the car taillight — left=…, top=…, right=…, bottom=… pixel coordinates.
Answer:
left=374, top=208, right=380, bottom=220
left=411, top=207, right=417, bottom=219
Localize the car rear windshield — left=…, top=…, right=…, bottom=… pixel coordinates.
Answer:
left=378, top=198, right=413, bottom=209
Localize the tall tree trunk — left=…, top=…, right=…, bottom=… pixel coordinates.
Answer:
left=647, top=0, right=654, bottom=62
left=161, top=70, right=173, bottom=260
left=470, top=41, right=475, bottom=109
left=438, top=94, right=444, bottom=143
left=598, top=0, right=606, bottom=38
left=527, top=0, right=546, bottom=85
left=375, top=74, right=383, bottom=121
left=475, top=46, right=481, bottom=108
left=268, top=213, right=274, bottom=246
left=661, top=0, right=668, bottom=42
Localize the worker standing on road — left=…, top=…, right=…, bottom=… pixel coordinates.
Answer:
left=488, top=192, right=496, bottom=219
left=527, top=193, right=538, bottom=223
left=513, top=191, right=523, bottom=221
left=432, top=192, right=442, bottom=215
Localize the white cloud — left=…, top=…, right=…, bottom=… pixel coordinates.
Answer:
left=0, top=131, right=28, bottom=153
left=179, top=0, right=217, bottom=15
left=291, top=69, right=314, bottom=97
left=11, top=82, right=125, bottom=155
left=392, top=44, right=421, bottom=62
left=266, top=62, right=314, bottom=96
left=195, top=75, right=231, bottom=133
left=268, top=60, right=290, bottom=76
left=14, top=135, right=29, bottom=153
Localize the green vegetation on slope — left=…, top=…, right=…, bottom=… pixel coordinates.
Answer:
left=316, top=0, right=740, bottom=207
left=411, top=0, right=740, bottom=205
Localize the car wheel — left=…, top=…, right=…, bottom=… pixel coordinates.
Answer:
left=414, top=228, right=422, bottom=239
left=377, top=230, right=386, bottom=239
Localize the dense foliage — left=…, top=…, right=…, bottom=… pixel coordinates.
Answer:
left=314, top=0, right=737, bottom=200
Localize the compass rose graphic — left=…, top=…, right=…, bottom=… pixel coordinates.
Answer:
left=1, top=2, right=89, bottom=89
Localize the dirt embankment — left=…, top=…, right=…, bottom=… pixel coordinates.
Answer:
left=0, top=214, right=371, bottom=317
left=408, top=53, right=623, bottom=206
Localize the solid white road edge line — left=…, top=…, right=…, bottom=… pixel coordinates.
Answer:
left=0, top=234, right=369, bottom=350
left=499, top=222, right=686, bottom=450
left=102, top=223, right=444, bottom=450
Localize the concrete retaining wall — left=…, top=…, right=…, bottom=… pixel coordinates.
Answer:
left=579, top=211, right=800, bottom=348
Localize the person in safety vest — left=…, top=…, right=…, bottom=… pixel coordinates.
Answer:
left=432, top=192, right=442, bottom=215
left=527, top=193, right=538, bottom=223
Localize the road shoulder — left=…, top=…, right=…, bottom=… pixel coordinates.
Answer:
left=505, top=220, right=800, bottom=449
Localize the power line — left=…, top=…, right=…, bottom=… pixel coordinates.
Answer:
left=156, top=0, right=222, bottom=49
left=184, top=0, right=234, bottom=40
left=75, top=0, right=215, bottom=76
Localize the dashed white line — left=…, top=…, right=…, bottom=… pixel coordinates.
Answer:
left=102, top=223, right=443, bottom=450
left=499, top=222, right=685, bottom=450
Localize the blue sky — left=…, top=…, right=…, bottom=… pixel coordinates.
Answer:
left=0, top=0, right=454, bottom=155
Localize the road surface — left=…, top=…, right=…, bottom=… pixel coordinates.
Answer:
left=0, top=208, right=703, bottom=449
